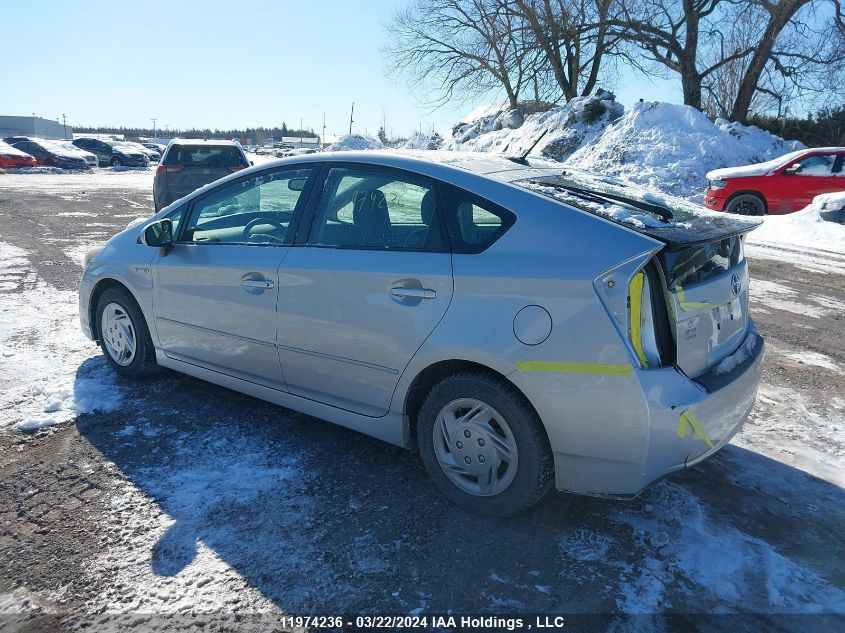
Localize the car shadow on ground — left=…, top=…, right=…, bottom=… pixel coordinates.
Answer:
left=73, top=358, right=845, bottom=629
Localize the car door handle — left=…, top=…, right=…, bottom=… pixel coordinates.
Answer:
left=241, top=279, right=275, bottom=289
left=390, top=286, right=436, bottom=300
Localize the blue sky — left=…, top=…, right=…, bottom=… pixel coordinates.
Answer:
left=1, top=0, right=679, bottom=138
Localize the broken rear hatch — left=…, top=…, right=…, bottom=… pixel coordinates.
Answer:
left=515, top=171, right=763, bottom=380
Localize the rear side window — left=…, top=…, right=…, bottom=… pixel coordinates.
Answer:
left=438, top=182, right=515, bottom=253
left=163, top=145, right=247, bottom=168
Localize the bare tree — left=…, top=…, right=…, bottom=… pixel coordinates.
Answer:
left=509, top=0, right=624, bottom=101
left=727, top=0, right=845, bottom=121
left=607, top=0, right=755, bottom=110
left=611, top=0, right=845, bottom=121
left=385, top=0, right=530, bottom=109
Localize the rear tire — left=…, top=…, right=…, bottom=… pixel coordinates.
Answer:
left=95, top=287, right=158, bottom=379
left=417, top=372, right=553, bottom=517
left=725, top=193, right=766, bottom=215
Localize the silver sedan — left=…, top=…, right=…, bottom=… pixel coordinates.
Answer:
left=79, top=152, right=765, bottom=516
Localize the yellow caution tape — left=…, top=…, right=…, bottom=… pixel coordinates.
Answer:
left=677, top=410, right=714, bottom=449
left=514, top=361, right=633, bottom=375
left=629, top=272, right=649, bottom=368
left=675, top=285, right=712, bottom=312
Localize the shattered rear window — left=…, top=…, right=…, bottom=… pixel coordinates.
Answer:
left=516, top=173, right=760, bottom=248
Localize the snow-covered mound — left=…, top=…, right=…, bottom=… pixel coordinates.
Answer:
left=329, top=134, right=383, bottom=151
left=444, top=91, right=623, bottom=162
left=748, top=192, right=845, bottom=253
left=401, top=131, right=443, bottom=151
left=563, top=102, right=804, bottom=199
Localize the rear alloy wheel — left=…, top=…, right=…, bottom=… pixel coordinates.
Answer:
left=96, top=287, right=158, bottom=379
left=726, top=193, right=766, bottom=215
left=417, top=372, right=553, bottom=517
left=110, top=156, right=123, bottom=167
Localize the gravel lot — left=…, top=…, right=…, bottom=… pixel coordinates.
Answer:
left=0, top=170, right=843, bottom=632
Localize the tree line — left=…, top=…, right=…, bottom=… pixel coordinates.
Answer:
left=385, top=0, right=845, bottom=123
left=73, top=124, right=318, bottom=145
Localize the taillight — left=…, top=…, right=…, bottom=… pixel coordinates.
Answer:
left=628, top=272, right=650, bottom=368
left=229, top=165, right=247, bottom=172
left=156, top=164, right=183, bottom=174
left=593, top=252, right=664, bottom=369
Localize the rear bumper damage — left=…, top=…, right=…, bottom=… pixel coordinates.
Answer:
left=546, top=327, right=764, bottom=497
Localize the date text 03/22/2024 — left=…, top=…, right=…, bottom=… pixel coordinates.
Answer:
left=276, top=615, right=569, bottom=630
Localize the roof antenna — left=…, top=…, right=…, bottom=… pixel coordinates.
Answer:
left=507, top=129, right=549, bottom=165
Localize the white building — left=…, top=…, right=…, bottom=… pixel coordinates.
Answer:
left=0, top=115, right=70, bottom=140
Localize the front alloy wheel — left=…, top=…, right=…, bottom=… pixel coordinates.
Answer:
left=726, top=193, right=765, bottom=215
left=110, top=156, right=123, bottom=167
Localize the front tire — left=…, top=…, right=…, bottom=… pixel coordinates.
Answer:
left=417, top=372, right=553, bottom=517
left=96, top=287, right=158, bottom=379
left=110, top=156, right=123, bottom=167
left=725, top=193, right=766, bottom=215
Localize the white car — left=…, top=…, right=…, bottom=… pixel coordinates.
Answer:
left=79, top=152, right=764, bottom=516
left=54, top=141, right=98, bottom=168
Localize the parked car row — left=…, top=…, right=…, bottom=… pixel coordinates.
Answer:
left=1, top=137, right=92, bottom=169
left=0, top=135, right=164, bottom=170
left=706, top=146, right=845, bottom=215
left=71, top=138, right=151, bottom=167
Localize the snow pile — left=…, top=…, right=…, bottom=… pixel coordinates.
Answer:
left=444, top=91, right=623, bottom=162
left=747, top=193, right=845, bottom=253
left=564, top=101, right=804, bottom=198
left=401, top=131, right=443, bottom=151
left=329, top=134, right=383, bottom=152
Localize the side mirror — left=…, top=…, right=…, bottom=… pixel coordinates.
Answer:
left=784, top=163, right=801, bottom=175
left=250, top=160, right=254, bottom=166
left=143, top=218, right=173, bottom=248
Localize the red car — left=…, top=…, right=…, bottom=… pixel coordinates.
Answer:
left=0, top=141, right=37, bottom=169
left=704, top=147, right=845, bottom=215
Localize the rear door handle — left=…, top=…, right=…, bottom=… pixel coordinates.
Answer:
left=241, top=279, right=275, bottom=289
left=390, top=287, right=436, bottom=300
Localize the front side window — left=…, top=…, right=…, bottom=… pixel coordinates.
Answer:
left=180, top=167, right=312, bottom=245
left=794, top=154, right=836, bottom=176
left=307, top=167, right=445, bottom=251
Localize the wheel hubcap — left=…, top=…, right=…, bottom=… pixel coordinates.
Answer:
left=101, top=303, right=137, bottom=366
left=432, top=398, right=518, bottom=496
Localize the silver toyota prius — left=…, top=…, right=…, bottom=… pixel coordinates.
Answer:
left=79, top=151, right=765, bottom=516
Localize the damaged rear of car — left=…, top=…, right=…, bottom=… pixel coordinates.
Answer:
left=508, top=169, right=764, bottom=497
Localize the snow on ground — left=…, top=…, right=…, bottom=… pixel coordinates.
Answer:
left=0, top=242, right=122, bottom=432
left=613, top=478, right=845, bottom=613
left=747, top=193, right=845, bottom=257
left=0, top=166, right=154, bottom=191
left=749, top=278, right=845, bottom=317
